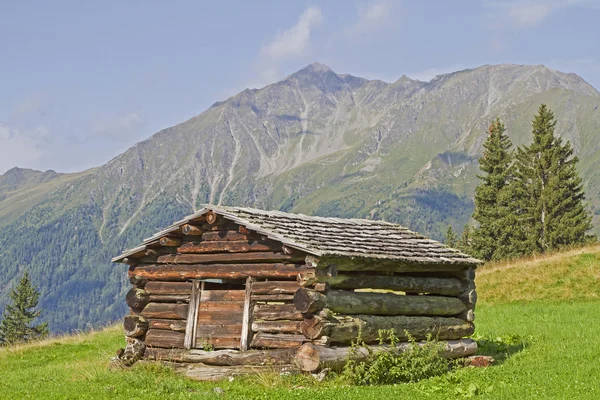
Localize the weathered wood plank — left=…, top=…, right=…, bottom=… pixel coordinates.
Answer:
left=253, top=304, right=303, bottom=321
left=240, top=277, right=254, bottom=351
left=145, top=329, right=185, bottom=348
left=252, top=321, right=302, bottom=334
left=149, top=319, right=187, bottom=332
left=197, top=311, right=244, bottom=324
left=251, top=294, right=295, bottom=301
left=142, top=303, right=189, bottom=320
left=250, top=333, right=306, bottom=349
left=198, top=301, right=244, bottom=313
left=129, top=263, right=312, bottom=282
left=149, top=294, right=190, bottom=303
left=196, top=337, right=241, bottom=349
left=200, top=290, right=245, bottom=302
left=145, top=281, right=192, bottom=295
left=178, top=240, right=277, bottom=254
left=252, top=281, right=300, bottom=295
left=184, top=281, right=201, bottom=349
left=196, top=324, right=243, bottom=337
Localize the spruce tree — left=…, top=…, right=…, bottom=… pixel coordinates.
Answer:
left=0, top=271, right=48, bottom=346
left=470, top=118, right=524, bottom=260
left=444, top=226, right=458, bottom=248
left=514, top=104, right=592, bottom=252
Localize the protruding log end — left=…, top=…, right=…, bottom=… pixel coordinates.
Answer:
left=294, top=343, right=321, bottom=372
left=159, top=236, right=182, bottom=247
left=293, top=288, right=327, bottom=314
left=301, top=316, right=327, bottom=340
left=297, top=271, right=318, bottom=287
left=182, top=224, right=203, bottom=236
left=126, top=288, right=150, bottom=310
left=122, top=258, right=139, bottom=267
left=206, top=211, right=217, bottom=225
left=123, top=315, right=148, bottom=338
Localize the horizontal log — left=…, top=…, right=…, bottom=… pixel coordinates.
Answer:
left=144, top=347, right=296, bottom=366
left=142, top=252, right=304, bottom=264
left=144, top=281, right=192, bottom=295
left=460, top=289, right=477, bottom=307
left=175, top=363, right=298, bottom=381
left=149, top=294, right=190, bottom=303
left=251, top=294, right=295, bottom=301
left=312, top=314, right=474, bottom=344
left=123, top=315, right=148, bottom=338
left=253, top=304, right=303, bottom=321
left=178, top=240, right=277, bottom=254
left=129, top=263, right=312, bottom=282
left=252, top=281, right=300, bottom=295
left=148, top=319, right=187, bottom=332
left=295, top=338, right=478, bottom=372
left=141, top=303, right=188, bottom=320
left=145, top=329, right=185, bottom=348
left=252, top=321, right=302, bottom=334
left=316, top=273, right=467, bottom=296
left=181, top=224, right=203, bottom=236
left=196, top=324, right=242, bottom=337
left=251, top=333, right=307, bottom=349
left=200, top=230, right=256, bottom=242
left=326, top=289, right=467, bottom=316
left=318, top=256, right=470, bottom=273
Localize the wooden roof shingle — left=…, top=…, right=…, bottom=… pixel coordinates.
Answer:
left=112, top=205, right=481, bottom=266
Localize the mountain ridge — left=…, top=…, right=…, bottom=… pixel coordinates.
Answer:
left=1, top=62, right=600, bottom=332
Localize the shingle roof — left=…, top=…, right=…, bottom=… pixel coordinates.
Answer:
left=112, top=205, right=481, bottom=265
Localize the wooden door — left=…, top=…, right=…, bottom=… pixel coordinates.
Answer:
left=184, top=278, right=253, bottom=350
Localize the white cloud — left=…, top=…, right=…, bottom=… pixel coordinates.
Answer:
left=346, top=0, right=400, bottom=38
left=248, top=7, right=324, bottom=89
left=260, top=7, right=323, bottom=62
left=91, top=112, right=144, bottom=141
left=0, top=124, right=45, bottom=174
left=486, top=0, right=599, bottom=29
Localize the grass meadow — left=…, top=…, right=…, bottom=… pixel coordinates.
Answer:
left=2, top=245, right=600, bottom=399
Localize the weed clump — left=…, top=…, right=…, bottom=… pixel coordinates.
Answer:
left=341, top=329, right=449, bottom=385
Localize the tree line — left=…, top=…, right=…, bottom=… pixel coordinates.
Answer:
left=447, top=104, right=593, bottom=261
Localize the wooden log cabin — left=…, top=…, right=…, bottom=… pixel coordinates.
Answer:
left=112, top=205, right=482, bottom=375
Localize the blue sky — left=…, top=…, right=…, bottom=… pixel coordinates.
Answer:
left=1, top=0, right=599, bottom=174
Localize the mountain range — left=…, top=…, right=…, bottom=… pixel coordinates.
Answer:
left=1, top=63, right=600, bottom=332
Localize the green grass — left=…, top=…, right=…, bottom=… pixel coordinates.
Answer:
left=2, top=246, right=600, bottom=399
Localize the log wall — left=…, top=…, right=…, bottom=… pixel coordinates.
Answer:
left=123, top=217, right=316, bottom=351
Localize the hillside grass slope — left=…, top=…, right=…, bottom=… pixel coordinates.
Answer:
left=1, top=245, right=600, bottom=399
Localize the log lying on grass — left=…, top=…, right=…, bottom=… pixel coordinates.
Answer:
left=300, top=314, right=474, bottom=344
left=294, top=338, right=478, bottom=372
left=145, top=347, right=296, bottom=366
left=299, top=272, right=467, bottom=296
left=293, top=288, right=467, bottom=316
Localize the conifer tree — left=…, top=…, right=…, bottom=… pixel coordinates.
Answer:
left=444, top=226, right=458, bottom=248
left=514, top=104, right=592, bottom=252
left=470, top=118, right=526, bottom=260
left=0, top=271, right=48, bottom=346
left=457, top=224, right=473, bottom=253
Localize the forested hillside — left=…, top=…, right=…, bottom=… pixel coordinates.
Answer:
left=1, top=63, right=600, bottom=332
